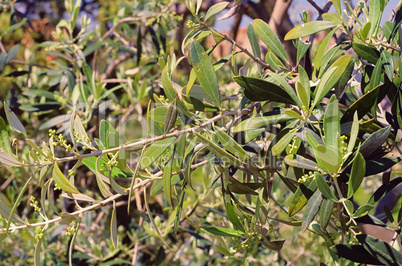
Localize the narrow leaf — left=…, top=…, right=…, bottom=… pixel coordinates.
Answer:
left=4, top=102, right=26, bottom=135
left=214, top=127, right=249, bottom=160
left=110, top=204, right=118, bottom=250
left=233, top=76, right=295, bottom=104
left=226, top=203, right=245, bottom=232
left=52, top=163, right=80, bottom=194
left=312, top=55, right=352, bottom=107
left=319, top=199, right=334, bottom=231
left=302, top=189, right=323, bottom=232
left=324, top=95, right=340, bottom=148
left=190, top=41, right=221, bottom=107
left=0, top=152, right=23, bottom=167
left=288, top=180, right=317, bottom=216
left=202, top=226, right=244, bottom=237
left=285, top=21, right=337, bottom=40
left=315, top=172, right=337, bottom=202
left=140, top=137, right=176, bottom=168
left=204, top=2, right=229, bottom=21
left=347, top=152, right=365, bottom=198
left=0, top=117, right=12, bottom=155
left=254, top=19, right=288, bottom=63
left=144, top=187, right=171, bottom=248
left=247, top=24, right=261, bottom=59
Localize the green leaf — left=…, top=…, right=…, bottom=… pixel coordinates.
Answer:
left=315, top=172, right=337, bottom=202
left=360, top=22, right=372, bottom=40
left=268, top=73, right=301, bottom=106
left=247, top=24, right=261, bottom=59
left=334, top=59, right=354, bottom=97
left=0, top=152, right=23, bottom=167
left=253, top=19, right=288, bottom=63
left=233, top=111, right=292, bottom=133
left=319, top=199, right=334, bottom=231
left=140, top=137, right=176, bottom=168
left=284, top=21, right=337, bottom=40
left=233, top=76, right=295, bottom=104
left=52, top=163, right=80, bottom=194
left=284, top=109, right=303, bottom=120
left=150, top=175, right=181, bottom=197
left=190, top=41, right=221, bottom=107
left=265, top=51, right=285, bottom=71
left=357, top=234, right=402, bottom=265
left=324, top=95, right=340, bottom=149
left=94, top=157, right=113, bottom=198
left=353, top=204, right=374, bottom=218
left=204, top=2, right=229, bottom=21
left=368, top=0, right=384, bottom=37
left=0, top=117, right=12, bottom=156
left=296, top=39, right=311, bottom=65
left=315, top=145, right=341, bottom=174
left=272, top=131, right=294, bottom=156
left=163, top=149, right=174, bottom=208
left=331, top=244, right=382, bottom=264
left=202, top=226, right=244, bottom=237
left=82, top=157, right=131, bottom=178
left=110, top=205, right=117, bottom=250
left=0, top=200, right=25, bottom=224
left=360, top=126, right=391, bottom=158
left=214, top=127, right=249, bottom=160
left=34, top=237, right=43, bottom=266
left=366, top=157, right=402, bottom=176
left=332, top=0, right=341, bottom=14
left=258, top=239, right=286, bottom=251
left=341, top=85, right=380, bottom=123
left=381, top=50, right=394, bottom=81
left=288, top=180, right=317, bottom=216
left=284, top=154, right=319, bottom=171
left=215, top=245, right=233, bottom=256
left=312, top=55, right=352, bottom=107
left=302, top=189, right=323, bottom=232
left=313, top=28, right=337, bottom=80
left=226, top=203, right=245, bottom=232
left=164, top=100, right=177, bottom=135
left=297, top=66, right=310, bottom=109
left=322, top=13, right=342, bottom=25
left=4, top=102, right=26, bottom=136
left=143, top=187, right=171, bottom=248
left=161, top=67, right=192, bottom=117
left=347, top=152, right=365, bottom=198
left=347, top=112, right=359, bottom=154
left=195, top=132, right=244, bottom=168
left=83, top=41, right=105, bottom=56
left=352, top=42, right=379, bottom=64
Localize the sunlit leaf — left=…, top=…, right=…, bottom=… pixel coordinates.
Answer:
left=202, top=226, right=244, bottom=237
left=315, top=172, right=337, bottom=202
left=140, top=137, right=176, bottom=168
left=190, top=41, right=221, bottom=107
left=234, top=76, right=296, bottom=104
left=52, top=163, right=80, bottom=194
left=204, top=2, right=229, bottom=21
left=285, top=21, right=337, bottom=40
left=4, top=102, right=26, bottom=136
left=302, top=190, right=322, bottom=232
left=254, top=19, right=288, bottom=63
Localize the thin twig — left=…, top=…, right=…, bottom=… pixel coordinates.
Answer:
left=379, top=41, right=402, bottom=53
left=307, top=0, right=324, bottom=14
left=0, top=179, right=151, bottom=234
left=10, top=59, right=56, bottom=70
left=24, top=104, right=258, bottom=168
left=389, top=0, right=402, bottom=21
left=202, top=23, right=275, bottom=71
